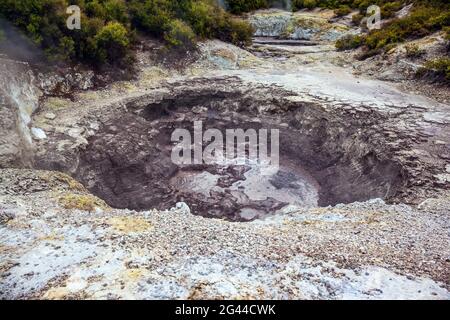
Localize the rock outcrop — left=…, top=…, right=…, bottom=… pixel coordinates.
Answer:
left=0, top=57, right=41, bottom=168
left=248, top=9, right=355, bottom=41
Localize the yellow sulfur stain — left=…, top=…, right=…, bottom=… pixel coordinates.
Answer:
left=112, top=81, right=138, bottom=93
left=59, top=193, right=108, bottom=212
left=123, top=268, right=147, bottom=281
left=43, top=287, right=69, bottom=300
left=211, top=48, right=237, bottom=61
left=38, top=233, right=64, bottom=241
left=49, top=172, right=86, bottom=192
left=45, top=97, right=71, bottom=110
left=108, top=216, right=153, bottom=234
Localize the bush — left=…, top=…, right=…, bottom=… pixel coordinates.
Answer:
left=0, top=0, right=255, bottom=67
left=184, top=1, right=253, bottom=46
left=163, top=19, right=196, bottom=49
left=445, top=27, right=450, bottom=41
left=3, top=0, right=445, bottom=67
left=224, top=18, right=254, bottom=46
left=355, top=48, right=382, bottom=60
left=0, top=0, right=131, bottom=66
left=405, top=43, right=425, bottom=58
left=293, top=0, right=317, bottom=10
left=56, top=36, right=76, bottom=61
left=185, top=0, right=218, bottom=38
left=364, top=5, right=447, bottom=49
left=103, top=0, right=129, bottom=24
left=226, top=0, right=268, bottom=14
left=419, top=58, right=450, bottom=81
left=94, top=21, right=130, bottom=65
left=128, top=0, right=173, bottom=37
left=59, top=194, right=107, bottom=212
left=380, top=1, right=403, bottom=19
left=336, top=34, right=364, bottom=50
left=335, top=5, right=352, bottom=17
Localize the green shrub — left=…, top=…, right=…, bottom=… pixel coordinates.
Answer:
left=380, top=1, right=403, bottom=19
left=3, top=0, right=446, bottom=67
left=405, top=43, right=425, bottom=58
left=445, top=27, right=450, bottom=41
left=335, top=5, right=352, bottom=17
left=361, top=4, right=450, bottom=52
left=288, top=0, right=450, bottom=14
left=0, top=0, right=129, bottom=66
left=226, top=0, right=268, bottom=14
left=104, top=0, right=129, bottom=24
left=85, top=1, right=107, bottom=19
left=94, top=21, right=130, bottom=64
left=336, top=34, right=364, bottom=50
left=0, top=0, right=256, bottom=67
left=128, top=0, right=173, bottom=37
left=355, top=48, right=382, bottom=60
left=225, top=17, right=254, bottom=46
left=419, top=58, right=450, bottom=81
left=293, top=0, right=317, bottom=10
left=163, top=19, right=196, bottom=49
left=184, top=1, right=253, bottom=46
left=185, top=0, right=218, bottom=38
left=57, top=36, right=76, bottom=61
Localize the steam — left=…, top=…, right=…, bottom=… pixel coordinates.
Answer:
left=286, top=0, right=292, bottom=11
left=0, top=18, right=46, bottom=65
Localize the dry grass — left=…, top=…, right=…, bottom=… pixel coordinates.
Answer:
left=59, top=194, right=108, bottom=212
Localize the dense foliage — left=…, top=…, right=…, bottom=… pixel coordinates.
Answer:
left=225, top=0, right=411, bottom=15
left=226, top=0, right=270, bottom=14
left=335, top=1, right=450, bottom=53
left=1, top=0, right=448, bottom=74
left=0, top=0, right=253, bottom=67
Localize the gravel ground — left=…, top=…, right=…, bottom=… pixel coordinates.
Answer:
left=1, top=169, right=449, bottom=299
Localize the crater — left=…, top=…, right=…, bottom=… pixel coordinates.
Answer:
left=41, top=83, right=407, bottom=221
